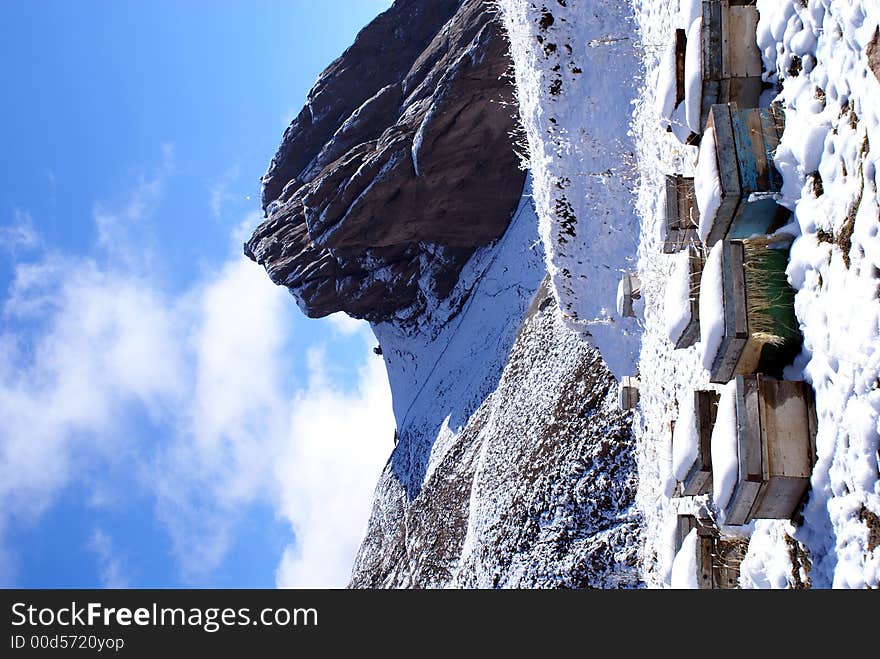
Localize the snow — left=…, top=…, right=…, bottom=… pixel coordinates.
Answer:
left=678, top=0, right=701, bottom=29
left=670, top=528, right=699, bottom=588
left=695, top=127, right=722, bottom=243
left=698, top=241, right=724, bottom=371
left=684, top=17, right=703, bottom=134
left=752, top=0, right=880, bottom=588
left=411, top=103, right=432, bottom=178
left=672, top=390, right=698, bottom=482
left=665, top=248, right=693, bottom=345
left=655, top=39, right=678, bottom=128
left=499, top=0, right=643, bottom=380
left=628, top=0, right=880, bottom=588
left=616, top=276, right=628, bottom=317
left=372, top=179, right=546, bottom=495
left=711, top=381, right=739, bottom=514
left=739, top=521, right=805, bottom=589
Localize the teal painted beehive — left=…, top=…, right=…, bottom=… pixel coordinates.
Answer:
left=702, top=103, right=789, bottom=248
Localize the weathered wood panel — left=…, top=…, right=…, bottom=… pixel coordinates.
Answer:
left=699, top=1, right=764, bottom=130
left=709, top=241, right=749, bottom=383
left=728, top=6, right=762, bottom=77
left=664, top=176, right=700, bottom=254
left=727, top=375, right=763, bottom=525
left=723, top=375, right=818, bottom=525
left=674, top=244, right=704, bottom=348
left=682, top=389, right=718, bottom=495
left=618, top=376, right=640, bottom=411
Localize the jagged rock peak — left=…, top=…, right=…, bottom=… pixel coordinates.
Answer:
left=244, top=0, right=526, bottom=322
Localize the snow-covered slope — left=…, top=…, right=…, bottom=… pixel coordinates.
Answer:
left=353, top=279, right=641, bottom=587
left=372, top=181, right=546, bottom=496
left=499, top=0, right=644, bottom=379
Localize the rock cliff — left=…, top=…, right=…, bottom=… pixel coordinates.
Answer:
left=245, top=0, right=525, bottom=323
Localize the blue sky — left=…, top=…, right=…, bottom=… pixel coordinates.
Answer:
left=0, top=1, right=394, bottom=588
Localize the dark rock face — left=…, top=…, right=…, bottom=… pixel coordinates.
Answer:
left=245, top=0, right=526, bottom=321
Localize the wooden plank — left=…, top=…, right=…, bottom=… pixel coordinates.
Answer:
left=804, top=382, right=819, bottom=467
left=713, top=538, right=746, bottom=589
left=744, top=109, right=771, bottom=191
left=758, top=108, right=784, bottom=190
left=710, top=241, right=748, bottom=382
left=677, top=177, right=698, bottom=228
left=683, top=389, right=718, bottom=495
left=728, top=6, right=762, bottom=77
left=697, top=390, right=719, bottom=472
left=720, top=0, right=731, bottom=80
left=698, top=537, right=715, bottom=589
left=675, top=515, right=697, bottom=554
left=701, top=79, right=722, bottom=131
left=728, top=75, right=763, bottom=109
left=750, top=378, right=814, bottom=519
left=726, top=375, right=763, bottom=525
left=731, top=109, right=760, bottom=193
left=675, top=245, right=704, bottom=348
left=702, top=0, right=725, bottom=81
left=706, top=104, right=743, bottom=247
left=665, top=176, right=679, bottom=231
left=675, top=28, right=687, bottom=107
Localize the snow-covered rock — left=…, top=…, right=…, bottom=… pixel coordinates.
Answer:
left=352, top=275, right=641, bottom=588
left=499, top=0, right=643, bottom=379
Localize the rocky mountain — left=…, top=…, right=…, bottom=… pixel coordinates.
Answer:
left=245, top=0, right=643, bottom=588
left=352, top=283, right=640, bottom=588
left=245, top=0, right=526, bottom=324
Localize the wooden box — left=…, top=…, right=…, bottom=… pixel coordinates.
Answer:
left=725, top=375, right=818, bottom=526
left=681, top=390, right=719, bottom=496
left=698, top=1, right=764, bottom=131
left=618, top=376, right=640, bottom=411
left=664, top=175, right=699, bottom=254
left=703, top=102, right=787, bottom=248
left=617, top=272, right=642, bottom=318
left=707, top=239, right=800, bottom=384
left=674, top=515, right=742, bottom=588
left=671, top=244, right=705, bottom=350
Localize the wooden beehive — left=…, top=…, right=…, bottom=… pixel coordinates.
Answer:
left=703, top=102, right=789, bottom=247
left=725, top=374, right=818, bottom=526
left=707, top=239, right=801, bottom=384
left=617, top=272, right=642, bottom=318
left=681, top=390, right=719, bottom=496
left=663, top=175, right=700, bottom=254
left=698, top=0, right=764, bottom=131
left=671, top=244, right=705, bottom=350
left=618, top=376, right=640, bottom=411
left=674, top=515, right=742, bottom=588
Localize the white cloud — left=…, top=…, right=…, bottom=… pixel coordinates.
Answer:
left=0, top=150, right=394, bottom=587
left=208, top=164, right=242, bottom=219
left=324, top=312, right=368, bottom=337
left=89, top=530, right=130, bottom=589
left=274, top=346, right=393, bottom=588
left=0, top=210, right=40, bottom=255
left=93, top=145, right=174, bottom=269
